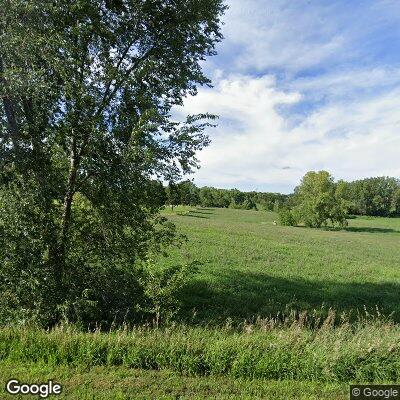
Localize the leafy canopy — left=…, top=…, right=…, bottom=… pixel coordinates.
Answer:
left=0, top=0, right=226, bottom=326
left=291, top=171, right=348, bottom=228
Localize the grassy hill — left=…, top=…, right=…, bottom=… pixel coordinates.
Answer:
left=162, top=207, right=400, bottom=324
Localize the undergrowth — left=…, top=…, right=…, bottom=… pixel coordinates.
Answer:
left=1, top=313, right=399, bottom=383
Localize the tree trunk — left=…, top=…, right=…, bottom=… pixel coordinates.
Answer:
left=54, top=135, right=79, bottom=292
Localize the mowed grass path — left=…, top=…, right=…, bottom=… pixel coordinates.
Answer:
left=0, top=363, right=347, bottom=399
left=162, top=207, right=400, bottom=323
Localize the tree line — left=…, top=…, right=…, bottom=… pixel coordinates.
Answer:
left=165, top=174, right=400, bottom=219
left=165, top=181, right=289, bottom=211
left=338, top=176, right=400, bottom=217
left=279, top=172, right=400, bottom=228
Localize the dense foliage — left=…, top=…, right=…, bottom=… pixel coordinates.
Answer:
left=339, top=177, right=400, bottom=217
left=165, top=175, right=400, bottom=220
left=0, top=0, right=226, bottom=327
left=287, top=171, right=348, bottom=228
left=279, top=173, right=400, bottom=227
left=165, top=180, right=288, bottom=210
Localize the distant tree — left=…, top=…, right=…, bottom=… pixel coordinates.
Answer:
left=229, top=189, right=246, bottom=208
left=177, top=180, right=199, bottom=206
left=391, top=188, right=400, bottom=216
left=344, top=177, right=399, bottom=216
left=195, top=187, right=289, bottom=210
left=273, top=199, right=281, bottom=213
left=199, top=186, right=218, bottom=207
left=293, top=171, right=348, bottom=228
left=170, top=177, right=399, bottom=218
left=166, top=182, right=180, bottom=211
left=215, top=189, right=230, bottom=208
left=241, top=196, right=257, bottom=210
left=278, top=208, right=298, bottom=226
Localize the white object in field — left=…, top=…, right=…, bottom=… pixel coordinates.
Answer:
left=273, top=221, right=277, bottom=225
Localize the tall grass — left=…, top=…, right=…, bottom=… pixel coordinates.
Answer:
left=1, top=316, right=399, bottom=383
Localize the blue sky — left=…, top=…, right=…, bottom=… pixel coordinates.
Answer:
left=179, top=0, right=400, bottom=193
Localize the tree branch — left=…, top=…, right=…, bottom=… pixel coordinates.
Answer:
left=0, top=56, right=20, bottom=147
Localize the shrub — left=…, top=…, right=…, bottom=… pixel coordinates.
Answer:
left=138, top=260, right=200, bottom=327
left=278, top=209, right=298, bottom=226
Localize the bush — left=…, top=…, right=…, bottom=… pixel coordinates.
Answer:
left=58, top=262, right=144, bottom=329
left=138, top=260, right=200, bottom=327
left=0, top=177, right=61, bottom=327
left=278, top=209, right=298, bottom=226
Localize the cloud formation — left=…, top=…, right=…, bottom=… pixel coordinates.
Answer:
left=182, top=0, right=400, bottom=192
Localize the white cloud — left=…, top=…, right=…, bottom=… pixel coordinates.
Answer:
left=290, top=67, right=400, bottom=98
left=177, top=73, right=400, bottom=192
left=212, top=0, right=400, bottom=76
left=174, top=1, right=400, bottom=192
left=219, top=0, right=349, bottom=73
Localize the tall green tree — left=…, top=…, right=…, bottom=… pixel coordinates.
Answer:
left=390, top=187, right=400, bottom=216
left=166, top=181, right=180, bottom=210
left=0, top=0, right=226, bottom=325
left=343, top=177, right=400, bottom=216
left=293, top=171, right=348, bottom=228
left=177, top=180, right=199, bottom=206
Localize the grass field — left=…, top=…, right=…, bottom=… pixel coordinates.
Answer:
left=1, top=207, right=400, bottom=398
left=0, top=324, right=398, bottom=398
left=0, top=363, right=348, bottom=399
left=162, top=207, right=400, bottom=324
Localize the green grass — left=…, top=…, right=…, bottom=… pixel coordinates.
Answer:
left=2, top=207, right=400, bottom=398
left=0, top=363, right=348, bottom=399
left=0, top=323, right=399, bottom=398
left=161, top=207, right=400, bottom=324
left=1, top=323, right=399, bottom=382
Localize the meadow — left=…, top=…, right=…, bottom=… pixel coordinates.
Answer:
left=163, top=207, right=400, bottom=324
left=1, top=207, right=400, bottom=399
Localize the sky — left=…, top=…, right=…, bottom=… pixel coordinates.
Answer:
left=177, top=0, right=400, bottom=193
